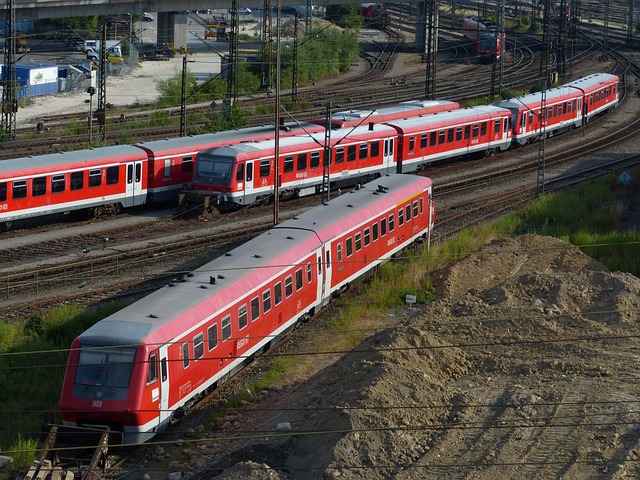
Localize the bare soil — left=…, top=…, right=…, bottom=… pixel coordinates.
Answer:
left=136, top=233, right=640, bottom=480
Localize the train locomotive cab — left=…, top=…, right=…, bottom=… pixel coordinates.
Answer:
left=60, top=323, right=160, bottom=445
left=190, top=146, right=242, bottom=211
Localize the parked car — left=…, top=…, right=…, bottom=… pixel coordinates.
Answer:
left=228, top=7, right=251, bottom=14
left=195, top=8, right=211, bottom=14
left=141, top=13, right=154, bottom=22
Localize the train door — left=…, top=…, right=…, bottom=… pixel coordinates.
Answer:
left=158, top=344, right=171, bottom=429
left=384, top=138, right=395, bottom=173
left=124, top=160, right=144, bottom=207
left=321, top=244, right=333, bottom=305
left=242, top=161, right=254, bottom=205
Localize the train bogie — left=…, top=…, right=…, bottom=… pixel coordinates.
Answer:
left=59, top=174, right=435, bottom=443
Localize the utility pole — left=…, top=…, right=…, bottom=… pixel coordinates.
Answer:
left=261, top=0, right=273, bottom=91
left=537, top=0, right=552, bottom=195
left=96, top=23, right=108, bottom=143
left=319, top=102, right=336, bottom=204
left=292, top=11, right=299, bottom=102
left=274, top=0, right=281, bottom=225
left=2, top=0, right=18, bottom=139
left=423, top=0, right=438, bottom=99
left=227, top=1, right=240, bottom=104
left=180, top=55, right=188, bottom=137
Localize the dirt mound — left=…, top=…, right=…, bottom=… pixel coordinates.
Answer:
left=165, top=235, right=640, bottom=479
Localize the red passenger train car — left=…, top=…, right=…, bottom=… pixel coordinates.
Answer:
left=59, top=174, right=435, bottom=444
left=495, top=73, right=619, bottom=146
left=0, top=122, right=323, bottom=228
left=462, top=16, right=505, bottom=63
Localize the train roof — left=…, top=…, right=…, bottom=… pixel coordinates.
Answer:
left=134, top=122, right=325, bottom=155
left=200, top=123, right=397, bottom=157
left=562, top=73, right=618, bottom=91
left=329, top=100, right=458, bottom=122
left=78, top=174, right=432, bottom=347
left=0, top=145, right=144, bottom=176
left=493, top=86, right=579, bottom=110
left=384, top=105, right=509, bottom=130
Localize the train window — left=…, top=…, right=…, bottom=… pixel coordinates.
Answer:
left=493, top=120, right=501, bottom=134
left=0, top=182, right=6, bottom=202
left=236, top=163, right=244, bottom=182
left=381, top=218, right=387, bottom=236
left=194, top=333, right=204, bottom=360
left=246, top=163, right=253, bottom=182
left=297, top=153, right=307, bottom=171
left=251, top=296, right=260, bottom=320
left=52, top=175, right=65, bottom=194
left=547, top=106, right=553, bottom=119
left=413, top=201, right=419, bottom=217
left=135, top=163, right=141, bottom=182
left=406, top=204, right=412, bottom=221
left=32, top=177, right=47, bottom=197
left=563, top=102, right=567, bottom=114
left=567, top=101, right=572, bottom=113
left=409, top=136, right=415, bottom=152
left=481, top=123, right=487, bottom=136
left=472, top=124, right=479, bottom=138
left=182, top=156, right=193, bottom=173
left=13, top=180, right=27, bottom=200
left=364, top=228, right=370, bottom=246
left=147, top=353, right=158, bottom=385
left=388, top=214, right=395, bottom=232
left=238, top=305, right=248, bottom=330
left=355, top=232, right=362, bottom=252
left=163, top=160, right=171, bottom=178
left=106, top=166, right=119, bottom=185
left=161, top=358, right=167, bottom=382
left=572, top=100, right=577, bottom=112
left=464, top=125, right=470, bottom=140
left=438, top=130, right=445, bottom=144
left=398, top=208, right=404, bottom=226
left=420, top=133, right=428, bottom=149
left=372, top=223, right=379, bottom=241
left=71, top=172, right=84, bottom=191
left=284, top=156, right=294, bottom=173
left=346, top=237, right=353, bottom=257
left=528, top=111, right=534, bottom=124
left=359, top=143, right=368, bottom=159
left=262, top=289, right=272, bottom=313
left=318, top=257, right=322, bottom=276
left=521, top=112, right=526, bottom=127
left=335, top=147, right=344, bottom=164
left=337, top=243, right=343, bottom=262
left=371, top=141, right=380, bottom=157
left=260, top=159, right=271, bottom=178
left=447, top=128, right=454, bottom=143
left=430, top=132, right=437, bottom=146
left=207, top=324, right=218, bottom=350
left=285, top=275, right=293, bottom=297
left=307, top=263, right=312, bottom=283
left=456, top=127, right=462, bottom=141
left=182, top=343, right=190, bottom=369
left=348, top=145, right=357, bottom=162
left=275, top=282, right=283, bottom=305
left=420, top=197, right=424, bottom=214
left=326, top=250, right=331, bottom=266
left=89, top=169, right=101, bottom=187
left=221, top=315, right=232, bottom=340
left=295, top=268, right=303, bottom=291
left=310, top=151, right=320, bottom=168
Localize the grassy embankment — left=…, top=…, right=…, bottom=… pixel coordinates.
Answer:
left=0, top=171, right=638, bottom=473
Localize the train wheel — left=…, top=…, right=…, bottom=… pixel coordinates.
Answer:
left=485, top=148, right=496, bottom=157
left=2, top=221, right=11, bottom=231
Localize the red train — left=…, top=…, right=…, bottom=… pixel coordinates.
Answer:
left=59, top=173, right=436, bottom=444
left=0, top=73, right=619, bottom=227
left=360, top=3, right=390, bottom=27
left=0, top=122, right=323, bottom=228
left=461, top=16, right=506, bottom=63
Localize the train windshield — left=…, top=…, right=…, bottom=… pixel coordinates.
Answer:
left=479, top=33, right=497, bottom=52
left=75, top=346, right=136, bottom=388
left=194, top=154, right=234, bottom=186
